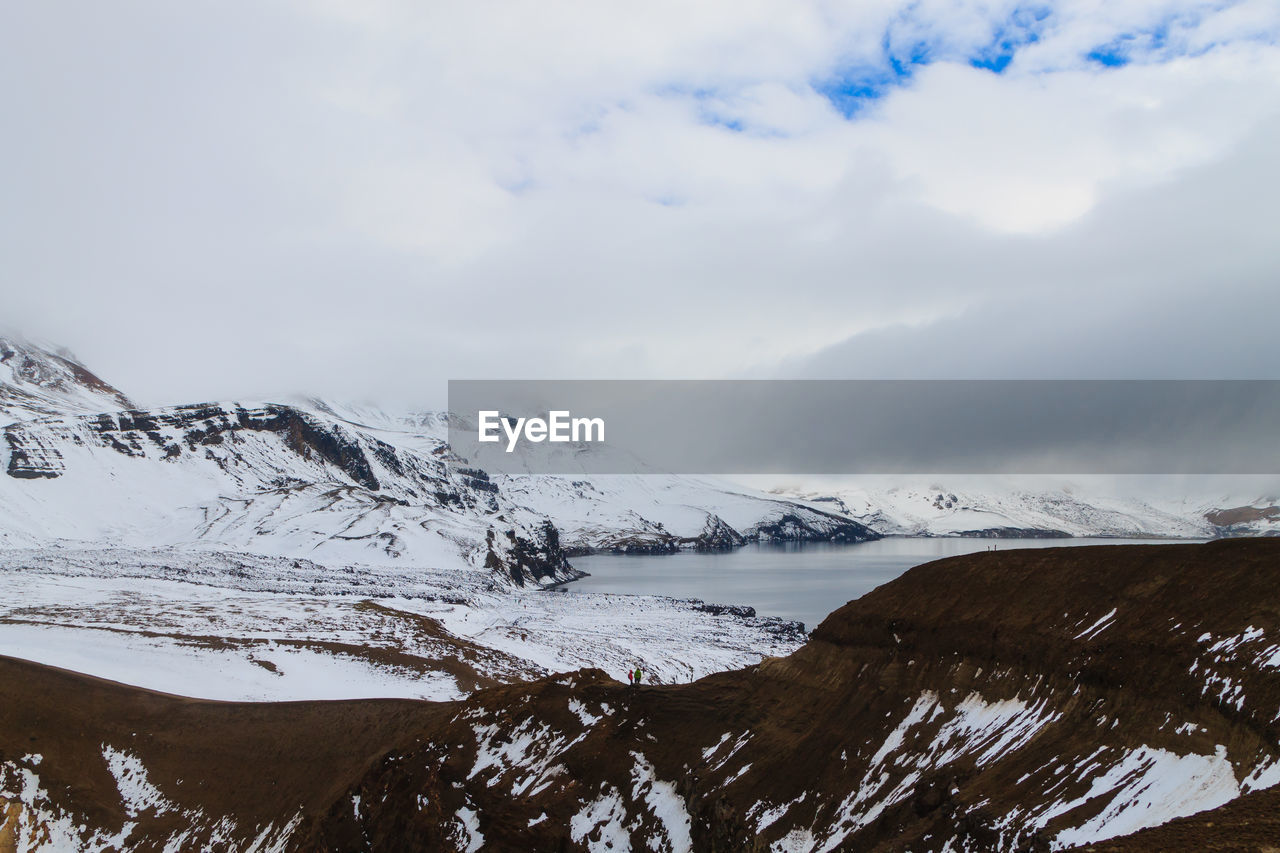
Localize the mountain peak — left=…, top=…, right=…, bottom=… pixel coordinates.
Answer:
left=0, top=335, right=134, bottom=425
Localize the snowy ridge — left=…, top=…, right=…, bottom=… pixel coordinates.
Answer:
left=0, top=401, right=572, bottom=580
left=781, top=480, right=1280, bottom=539
left=0, top=344, right=843, bottom=706
left=0, top=336, right=133, bottom=426
left=498, top=473, right=876, bottom=554
left=0, top=397, right=874, bottom=575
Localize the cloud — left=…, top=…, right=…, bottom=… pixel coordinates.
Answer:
left=0, top=0, right=1277, bottom=406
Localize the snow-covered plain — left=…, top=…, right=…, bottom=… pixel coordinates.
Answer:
left=0, top=548, right=804, bottom=700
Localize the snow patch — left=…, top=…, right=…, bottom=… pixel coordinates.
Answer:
left=772, top=829, right=816, bottom=852
left=630, top=752, right=693, bottom=853
left=1243, top=757, right=1280, bottom=793
left=455, top=806, right=484, bottom=853
left=103, top=745, right=174, bottom=817
left=1073, top=608, right=1117, bottom=641
left=570, top=787, right=633, bottom=852
left=1046, top=745, right=1239, bottom=848
left=570, top=698, right=603, bottom=727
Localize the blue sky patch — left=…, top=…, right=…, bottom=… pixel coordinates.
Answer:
left=970, top=4, right=1051, bottom=73
left=814, top=67, right=908, bottom=118
left=699, top=110, right=745, bottom=133
left=816, top=3, right=1056, bottom=116
left=1084, top=8, right=1231, bottom=69
left=816, top=29, right=935, bottom=118
left=1086, top=40, right=1133, bottom=67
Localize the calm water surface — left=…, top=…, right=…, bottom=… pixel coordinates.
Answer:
left=567, top=538, right=1198, bottom=631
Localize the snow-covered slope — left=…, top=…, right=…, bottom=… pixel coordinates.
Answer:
left=778, top=479, right=1280, bottom=540
left=0, top=547, right=804, bottom=701
left=0, top=337, right=879, bottom=704
left=0, top=335, right=133, bottom=424
left=1, top=338, right=1274, bottom=588
left=0, top=351, right=851, bottom=705
left=1158, top=490, right=1280, bottom=538
left=299, top=400, right=879, bottom=552
left=498, top=474, right=877, bottom=553
left=0, top=344, right=567, bottom=578
left=0, top=400, right=573, bottom=581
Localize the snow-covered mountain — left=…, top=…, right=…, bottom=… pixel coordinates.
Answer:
left=778, top=479, right=1280, bottom=540
left=0, top=340, right=878, bottom=596
left=3, top=341, right=1279, bottom=851
left=497, top=473, right=875, bottom=554
left=0, top=399, right=575, bottom=580
left=3, top=337, right=1276, bottom=585
left=301, top=399, right=878, bottom=553
left=0, top=339, right=825, bottom=701
left=0, top=335, right=133, bottom=424
left=3, top=337, right=1276, bottom=584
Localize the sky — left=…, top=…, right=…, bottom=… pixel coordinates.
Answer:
left=2, top=0, right=1279, bottom=408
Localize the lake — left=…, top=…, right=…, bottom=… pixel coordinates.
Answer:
left=566, top=538, right=1198, bottom=631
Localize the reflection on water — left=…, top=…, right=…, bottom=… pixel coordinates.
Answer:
left=566, top=538, right=1201, bottom=632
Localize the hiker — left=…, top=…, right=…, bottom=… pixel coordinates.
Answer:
left=634, top=667, right=642, bottom=686
left=627, top=669, right=634, bottom=686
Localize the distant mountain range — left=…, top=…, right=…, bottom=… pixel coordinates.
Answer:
left=0, top=336, right=873, bottom=582
left=779, top=481, right=1279, bottom=540
left=0, top=336, right=1274, bottom=577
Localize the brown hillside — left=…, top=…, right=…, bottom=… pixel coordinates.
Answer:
left=4, top=540, right=1280, bottom=851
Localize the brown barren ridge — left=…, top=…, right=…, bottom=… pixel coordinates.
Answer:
left=4, top=540, right=1280, bottom=851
